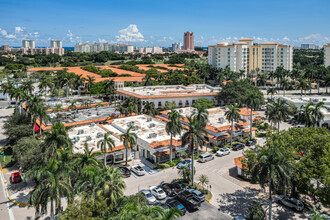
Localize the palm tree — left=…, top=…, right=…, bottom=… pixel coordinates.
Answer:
left=142, top=101, right=156, bottom=115
left=12, top=87, right=25, bottom=113
left=246, top=91, right=262, bottom=139
left=182, top=116, right=206, bottom=186
left=267, top=87, right=277, bottom=99
left=42, top=121, right=72, bottom=161
left=120, top=126, right=137, bottom=166
left=297, top=103, right=315, bottom=127
left=198, top=174, right=209, bottom=189
left=97, top=132, right=116, bottom=166
left=268, top=71, right=276, bottom=88
left=252, top=147, right=291, bottom=220
left=68, top=100, right=76, bottom=111
left=21, top=80, right=35, bottom=95
left=311, top=102, right=326, bottom=129
left=165, top=110, right=183, bottom=164
left=280, top=78, right=290, bottom=96
left=225, top=104, right=240, bottom=145
left=35, top=104, right=50, bottom=137
left=104, top=79, right=116, bottom=101
left=38, top=77, right=53, bottom=100
left=86, top=76, right=95, bottom=94
left=248, top=201, right=266, bottom=220
left=25, top=159, right=74, bottom=220
left=192, top=106, right=209, bottom=152
left=72, top=143, right=103, bottom=173
left=116, top=200, right=168, bottom=219
left=266, top=99, right=290, bottom=131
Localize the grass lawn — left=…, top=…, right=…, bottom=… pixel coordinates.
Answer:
left=0, top=146, right=16, bottom=168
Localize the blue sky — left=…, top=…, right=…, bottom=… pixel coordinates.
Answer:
left=1, top=0, right=329, bottom=47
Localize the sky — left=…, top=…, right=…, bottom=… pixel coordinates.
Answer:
left=1, top=0, right=330, bottom=47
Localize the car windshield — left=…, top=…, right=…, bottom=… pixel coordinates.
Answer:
left=199, top=155, right=203, bottom=159
left=195, top=191, right=202, bottom=196
left=136, top=166, right=143, bottom=170
left=157, top=189, right=165, bottom=194
left=146, top=193, right=153, bottom=198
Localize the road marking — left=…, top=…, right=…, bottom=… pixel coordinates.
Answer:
left=0, top=165, right=15, bottom=220
left=130, top=173, right=137, bottom=179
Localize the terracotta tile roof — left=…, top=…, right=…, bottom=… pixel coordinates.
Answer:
left=117, top=89, right=218, bottom=99
left=99, top=66, right=145, bottom=77
left=253, top=117, right=263, bottom=122
left=222, top=80, right=233, bottom=85
left=239, top=108, right=259, bottom=116
left=149, top=139, right=182, bottom=149
left=160, top=90, right=196, bottom=94
left=27, top=67, right=65, bottom=71
left=92, top=145, right=125, bottom=154
left=239, top=38, right=253, bottom=41
left=236, top=121, right=250, bottom=126
left=94, top=76, right=144, bottom=83
left=243, top=127, right=257, bottom=132
left=234, top=156, right=245, bottom=169
left=154, top=149, right=176, bottom=156
left=46, top=102, right=110, bottom=112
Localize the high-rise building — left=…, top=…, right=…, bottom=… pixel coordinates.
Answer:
left=183, top=32, right=194, bottom=51
left=101, top=43, right=134, bottom=53
left=324, top=43, right=330, bottom=67
left=22, top=39, right=35, bottom=48
left=90, top=43, right=101, bottom=53
left=74, top=43, right=91, bottom=53
left=208, top=38, right=293, bottom=74
left=301, top=44, right=319, bottom=49
left=50, top=40, right=62, bottom=48
left=138, top=46, right=163, bottom=54
left=171, top=42, right=183, bottom=51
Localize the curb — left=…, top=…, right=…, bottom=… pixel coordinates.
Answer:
left=206, top=195, right=213, bottom=203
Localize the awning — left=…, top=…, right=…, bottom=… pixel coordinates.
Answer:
left=34, top=123, right=40, bottom=133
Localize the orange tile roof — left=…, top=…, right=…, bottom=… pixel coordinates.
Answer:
left=236, top=121, right=250, bottom=126
left=243, top=127, right=257, bottom=132
left=234, top=156, right=245, bottom=169
left=46, top=102, right=110, bottom=112
left=239, top=38, right=253, bottom=41
left=27, top=67, right=65, bottom=71
left=239, top=108, right=259, bottom=116
left=149, top=139, right=182, bottom=149
left=253, top=117, right=263, bottom=122
left=99, top=66, right=145, bottom=77
left=160, top=90, right=196, bottom=94
left=154, top=149, right=176, bottom=156
left=117, top=89, right=218, bottom=99
left=222, top=80, right=233, bottom=85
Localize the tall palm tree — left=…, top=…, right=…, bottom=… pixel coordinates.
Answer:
left=182, top=116, right=206, bottom=186
left=21, top=80, right=35, bottom=95
left=38, top=77, right=53, bottom=100
left=42, top=121, right=72, bottom=161
left=104, top=79, right=116, bottom=102
left=252, top=147, right=291, bottom=220
left=266, top=99, right=290, bottom=131
left=120, top=126, right=137, bottom=166
left=192, top=106, right=209, bottom=152
left=245, top=91, right=262, bottom=139
left=311, top=102, right=325, bottom=129
left=225, top=104, right=240, bottom=145
left=142, top=101, right=156, bottom=115
left=97, top=132, right=116, bottom=166
left=12, top=87, right=25, bottom=114
left=267, top=87, right=277, bottom=99
left=165, top=110, right=183, bottom=164
left=86, top=76, right=95, bottom=94
left=280, top=78, right=289, bottom=96
left=297, top=103, right=315, bottom=127
left=72, top=143, right=103, bottom=173
left=25, top=159, right=74, bottom=220
left=116, top=200, right=168, bottom=219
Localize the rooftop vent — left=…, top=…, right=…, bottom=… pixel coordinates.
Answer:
left=147, top=117, right=152, bottom=122
left=218, top=118, right=225, bottom=123
left=90, top=122, right=95, bottom=127
left=84, top=136, right=92, bottom=142
left=96, top=132, right=103, bottom=138
left=127, top=121, right=135, bottom=127
left=179, top=109, right=183, bottom=113
left=149, top=123, right=155, bottom=128
left=78, top=129, right=84, bottom=135
left=148, top=133, right=157, bottom=138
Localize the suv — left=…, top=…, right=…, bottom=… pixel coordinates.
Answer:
left=166, top=199, right=186, bottom=215
left=119, top=166, right=131, bottom=177
left=278, top=195, right=304, bottom=211
left=232, top=143, right=245, bottom=151
left=198, top=153, right=215, bottom=163
left=188, top=189, right=205, bottom=202
left=11, top=172, right=22, bottom=183
left=216, top=148, right=230, bottom=156
left=150, top=186, right=167, bottom=200
left=246, top=139, right=257, bottom=146
left=176, top=190, right=201, bottom=211
left=161, top=183, right=181, bottom=196
left=131, top=165, right=145, bottom=176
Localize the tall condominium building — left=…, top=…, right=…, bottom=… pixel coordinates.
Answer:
left=171, top=42, right=183, bottom=51
left=138, top=46, right=163, bottom=54
left=50, top=40, right=62, bottom=48
left=101, top=43, right=134, bottom=53
left=90, top=43, right=101, bottom=53
left=74, top=43, right=91, bottom=53
left=183, top=32, right=194, bottom=51
left=22, top=39, right=35, bottom=48
left=301, top=44, right=318, bottom=49
left=324, top=43, right=330, bottom=67
left=208, top=38, right=293, bottom=73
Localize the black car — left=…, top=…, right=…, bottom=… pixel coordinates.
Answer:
left=246, top=139, right=257, bottom=146
left=172, top=181, right=186, bottom=191
left=176, top=190, right=201, bottom=211
left=166, top=199, right=187, bottom=215
left=161, top=183, right=180, bottom=196
left=119, top=166, right=131, bottom=177
left=153, top=202, right=169, bottom=210
left=232, top=143, right=245, bottom=151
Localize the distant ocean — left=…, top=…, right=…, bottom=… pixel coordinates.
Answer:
left=12, top=46, right=74, bottom=51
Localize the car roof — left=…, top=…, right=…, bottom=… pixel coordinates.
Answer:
left=140, top=190, right=150, bottom=194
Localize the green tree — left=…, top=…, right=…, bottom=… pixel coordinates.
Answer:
left=165, top=109, right=183, bottom=164
left=182, top=116, right=206, bottom=186
left=245, top=91, right=264, bottom=139
left=248, top=201, right=266, bottom=220
left=266, top=99, right=290, bottom=130
left=225, top=104, right=240, bottom=145
left=198, top=174, right=209, bottom=189
left=192, top=98, right=215, bottom=109
left=72, top=143, right=103, bottom=173
left=120, top=126, right=137, bottom=166
left=251, top=147, right=291, bottom=220
left=97, top=132, right=116, bottom=166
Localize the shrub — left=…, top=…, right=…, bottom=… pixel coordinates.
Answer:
left=156, top=163, right=170, bottom=169
left=213, top=146, right=219, bottom=152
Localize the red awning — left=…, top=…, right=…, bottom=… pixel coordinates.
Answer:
left=34, top=123, right=40, bottom=133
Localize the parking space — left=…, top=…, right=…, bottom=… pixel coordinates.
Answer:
left=181, top=202, right=231, bottom=220
left=137, top=162, right=159, bottom=175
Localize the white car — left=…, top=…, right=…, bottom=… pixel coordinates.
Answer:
left=278, top=195, right=304, bottom=211
left=216, top=148, right=230, bottom=157
left=131, top=165, right=146, bottom=176
left=150, top=186, right=167, bottom=200
left=139, top=189, right=156, bottom=204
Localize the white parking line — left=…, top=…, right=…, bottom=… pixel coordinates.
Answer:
left=0, top=166, right=15, bottom=220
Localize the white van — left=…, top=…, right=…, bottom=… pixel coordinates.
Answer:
left=198, top=153, right=215, bottom=163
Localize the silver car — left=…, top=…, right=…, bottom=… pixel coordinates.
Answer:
left=150, top=186, right=167, bottom=200
left=198, top=153, right=215, bottom=163
left=216, top=148, right=230, bottom=157
left=131, top=165, right=146, bottom=176
left=140, top=190, right=156, bottom=204
left=278, top=195, right=304, bottom=211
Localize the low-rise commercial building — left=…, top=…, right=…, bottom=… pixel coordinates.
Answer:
left=116, top=84, right=221, bottom=108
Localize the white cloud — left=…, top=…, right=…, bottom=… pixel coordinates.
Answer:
left=282, top=36, right=290, bottom=42
left=116, top=24, right=145, bottom=42
left=15, top=26, right=25, bottom=33
left=0, top=28, right=8, bottom=36
left=6, top=34, right=16, bottom=39
left=98, top=38, right=107, bottom=43
left=66, top=29, right=81, bottom=43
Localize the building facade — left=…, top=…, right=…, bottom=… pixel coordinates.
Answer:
left=324, top=43, right=330, bottom=67
left=208, top=38, right=293, bottom=73
left=171, top=42, right=183, bottom=51
left=74, top=43, right=91, bottom=53
left=22, top=39, right=35, bottom=48
left=138, top=46, right=163, bottom=54
left=50, top=40, right=62, bottom=48
left=183, top=32, right=194, bottom=51
left=301, top=44, right=318, bottom=49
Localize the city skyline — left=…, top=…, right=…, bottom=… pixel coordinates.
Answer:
left=0, top=0, right=329, bottom=47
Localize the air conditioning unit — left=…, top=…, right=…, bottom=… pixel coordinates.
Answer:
left=132, top=126, right=139, bottom=131
left=85, top=136, right=92, bottom=142
left=147, top=117, right=152, bottom=122
left=127, top=121, right=135, bottom=127
left=179, top=109, right=183, bottom=113
left=149, top=123, right=155, bottom=128
left=149, top=133, right=157, bottom=138
left=78, top=129, right=84, bottom=135
left=90, top=122, right=95, bottom=127
left=96, top=132, right=103, bottom=138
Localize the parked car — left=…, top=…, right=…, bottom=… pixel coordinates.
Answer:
left=177, top=159, right=192, bottom=169
left=278, top=195, right=304, bottom=211
left=166, top=199, right=187, bottom=215
left=150, top=186, right=167, bottom=200
left=176, top=190, right=201, bottom=211
left=246, top=139, right=257, bottom=146
left=161, top=183, right=181, bottom=196
left=131, top=165, right=146, bottom=176
left=139, top=189, right=156, bottom=204
left=216, top=148, right=230, bottom=157
left=188, top=189, right=205, bottom=202
left=296, top=124, right=305, bottom=128
left=172, top=181, right=187, bottom=191
left=233, top=216, right=246, bottom=220
left=198, top=153, right=215, bottom=163
left=232, top=143, right=245, bottom=151
left=119, top=166, right=131, bottom=177
left=10, top=172, right=22, bottom=183
left=153, top=202, right=169, bottom=210
left=47, top=98, right=57, bottom=101
left=260, top=105, right=267, bottom=111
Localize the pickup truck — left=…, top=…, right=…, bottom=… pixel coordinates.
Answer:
left=176, top=190, right=201, bottom=211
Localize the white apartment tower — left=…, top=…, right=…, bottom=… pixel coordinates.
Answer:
left=50, top=40, right=62, bottom=48
left=208, top=38, right=293, bottom=73
left=22, top=40, right=35, bottom=48
left=74, top=43, right=91, bottom=53
left=324, top=43, right=330, bottom=67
